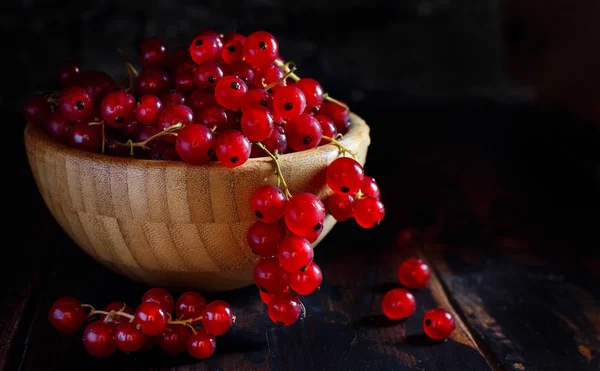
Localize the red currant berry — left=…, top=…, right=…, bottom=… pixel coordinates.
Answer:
left=382, top=288, right=416, bottom=320
left=240, top=88, right=273, bottom=111
left=175, top=123, right=215, bottom=165
left=215, top=130, right=251, bottom=168
left=285, top=114, right=322, bottom=151
left=241, top=107, right=274, bottom=141
left=354, top=196, right=385, bottom=228
left=315, top=115, right=337, bottom=142
left=80, top=70, right=115, bottom=103
left=253, top=257, right=290, bottom=294
left=215, top=76, right=248, bottom=111
left=135, top=67, right=171, bottom=97
left=223, top=60, right=255, bottom=85
left=142, top=288, right=174, bottom=314
left=187, top=89, right=217, bottom=112
left=261, top=124, right=287, bottom=154
left=194, top=105, right=231, bottom=131
left=189, top=34, right=222, bottom=65
left=82, top=321, right=116, bottom=357
left=222, top=39, right=244, bottom=64
left=157, top=104, right=194, bottom=143
left=69, top=122, right=103, bottom=152
left=158, top=325, right=189, bottom=355
left=268, top=293, right=301, bottom=326
left=254, top=63, right=285, bottom=92
left=361, top=176, right=381, bottom=199
left=193, top=61, right=224, bottom=90
left=290, top=262, right=323, bottom=295
left=175, top=292, right=207, bottom=324
left=101, top=302, right=134, bottom=326
left=48, top=296, right=85, bottom=334
left=60, top=86, right=93, bottom=122
left=326, top=157, right=364, bottom=195
left=186, top=329, right=216, bottom=359
left=423, top=308, right=456, bottom=340
left=318, top=101, right=350, bottom=134
left=327, top=193, right=356, bottom=222
left=273, top=86, right=306, bottom=120
left=243, top=31, right=279, bottom=70
left=295, top=78, right=324, bottom=112
left=223, top=32, right=245, bottom=44
left=259, top=290, right=276, bottom=305
left=278, top=235, right=314, bottom=272
left=100, top=90, right=136, bottom=128
left=23, top=95, right=51, bottom=124
left=284, top=193, right=326, bottom=240
left=398, top=258, right=431, bottom=289
left=113, top=322, right=145, bottom=352
left=45, top=111, right=73, bottom=144
left=57, top=60, right=80, bottom=87
left=140, top=37, right=168, bottom=67
left=161, top=91, right=186, bottom=108
left=135, top=95, right=163, bottom=126
left=201, top=300, right=234, bottom=336
left=136, top=125, right=162, bottom=148
left=247, top=220, right=285, bottom=257
left=122, top=120, right=139, bottom=138
left=397, top=227, right=420, bottom=248
left=251, top=185, right=287, bottom=223
left=134, top=302, right=168, bottom=336
left=173, top=68, right=196, bottom=93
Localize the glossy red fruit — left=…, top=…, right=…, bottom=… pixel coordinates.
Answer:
left=101, top=302, right=134, bottom=326
left=273, top=86, right=306, bottom=121
left=140, top=37, right=168, bottom=67
left=82, top=321, right=116, bottom=357
left=135, top=95, right=163, bottom=126
left=326, top=157, right=364, bottom=195
left=315, top=115, right=337, bottom=143
left=215, top=130, right=251, bottom=168
left=114, top=322, right=145, bottom=352
left=193, top=61, right=224, bottom=90
left=161, top=91, right=187, bottom=107
left=135, top=67, right=171, bottom=97
left=327, top=193, right=356, bottom=222
left=240, top=88, right=273, bottom=111
left=253, top=257, right=290, bottom=294
left=122, top=121, right=139, bottom=137
left=222, top=40, right=244, bottom=63
left=46, top=111, right=72, bottom=144
left=319, top=101, right=350, bottom=134
left=261, top=124, right=287, bottom=154
left=285, top=114, right=322, bottom=151
left=175, top=292, right=207, bottom=324
left=100, top=90, right=136, bottom=128
left=60, top=86, right=93, bottom=122
left=69, top=122, right=103, bottom=152
left=251, top=185, right=287, bottom=223
left=57, top=60, right=80, bottom=87
left=290, top=262, right=323, bottom=295
left=134, top=302, right=168, bottom=336
left=157, top=104, right=194, bottom=143
left=214, top=76, right=248, bottom=111
left=243, top=31, right=279, bottom=70
left=361, top=176, right=381, bottom=199
left=398, top=258, right=431, bottom=289
left=136, top=125, right=162, bottom=148
left=175, top=123, right=215, bottom=165
left=23, top=95, right=51, bottom=124
left=187, top=89, right=217, bottom=112
left=195, top=105, right=231, bottom=132
left=268, top=293, right=301, bottom=326
left=382, top=288, right=416, bottom=320
left=295, top=78, right=324, bottom=112
left=284, top=193, right=326, bottom=240
left=423, top=308, right=455, bottom=340
left=247, top=221, right=285, bottom=257
left=278, top=235, right=314, bottom=272
left=241, top=107, right=274, bottom=141
left=142, top=288, right=175, bottom=314
left=223, top=60, right=255, bottom=85
left=48, top=296, right=85, bottom=334
left=254, top=63, right=285, bottom=92
left=173, top=68, right=196, bottom=93
left=80, top=70, right=115, bottom=103
left=158, top=325, right=189, bottom=355
left=259, top=290, right=276, bottom=305
left=186, top=329, right=216, bottom=359
left=223, top=32, right=245, bottom=44
left=189, top=34, right=223, bottom=65
left=201, top=300, right=234, bottom=336
left=354, top=196, right=385, bottom=228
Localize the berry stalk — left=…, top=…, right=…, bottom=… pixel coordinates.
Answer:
left=321, top=135, right=357, bottom=159
left=255, top=142, right=292, bottom=199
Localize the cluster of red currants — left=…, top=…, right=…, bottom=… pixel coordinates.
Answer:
left=381, top=257, right=456, bottom=341
left=48, top=288, right=233, bottom=359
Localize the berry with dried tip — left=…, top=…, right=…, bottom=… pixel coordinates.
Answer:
left=273, top=86, right=306, bottom=121
left=101, top=90, right=136, bottom=128
left=295, top=78, right=324, bottom=112
left=215, top=130, right=251, bottom=168
left=189, top=33, right=223, bottom=65
left=215, top=75, right=248, bottom=111
left=423, top=308, right=455, bottom=340
left=60, top=86, right=94, bottom=123
left=353, top=196, right=385, bottom=228
left=243, top=31, right=279, bottom=70
left=193, top=61, right=224, bottom=90
left=289, top=262, right=323, bottom=295
left=285, top=114, right=322, bottom=151
left=326, top=157, right=364, bottom=195
left=284, top=193, right=326, bottom=241
left=382, top=288, right=416, bottom=320
left=251, top=185, right=287, bottom=223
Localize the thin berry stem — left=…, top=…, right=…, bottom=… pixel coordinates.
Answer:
left=88, top=309, right=135, bottom=322
left=263, top=66, right=297, bottom=91
left=111, top=122, right=184, bottom=156
left=323, top=93, right=349, bottom=110
left=256, top=142, right=292, bottom=199
left=167, top=316, right=203, bottom=326
left=321, top=135, right=357, bottom=159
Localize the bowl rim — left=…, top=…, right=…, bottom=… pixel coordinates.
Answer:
left=24, top=112, right=368, bottom=169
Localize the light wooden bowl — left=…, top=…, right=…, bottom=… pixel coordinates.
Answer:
left=24, top=113, right=370, bottom=291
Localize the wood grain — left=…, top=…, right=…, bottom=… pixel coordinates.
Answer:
left=23, top=115, right=371, bottom=291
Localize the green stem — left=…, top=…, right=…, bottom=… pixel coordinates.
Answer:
left=256, top=142, right=292, bottom=199
left=321, top=135, right=357, bottom=159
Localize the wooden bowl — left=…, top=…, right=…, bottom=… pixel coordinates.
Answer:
left=24, top=114, right=370, bottom=291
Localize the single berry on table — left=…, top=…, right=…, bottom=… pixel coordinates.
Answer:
left=381, top=288, right=416, bottom=320
left=289, top=262, right=323, bottom=295
left=423, top=308, right=455, bottom=340
left=398, top=258, right=431, bottom=289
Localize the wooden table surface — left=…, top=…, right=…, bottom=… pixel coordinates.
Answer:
left=5, top=98, right=599, bottom=370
